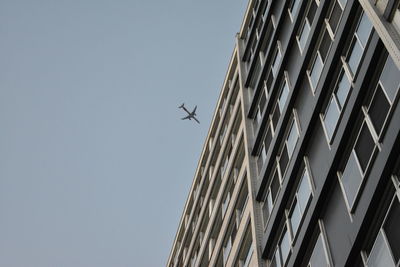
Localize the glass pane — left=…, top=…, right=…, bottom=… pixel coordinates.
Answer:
left=299, top=21, right=311, bottom=52
left=319, top=30, right=332, bottom=62
left=243, top=245, right=253, bottom=267
left=310, top=54, right=323, bottom=89
left=270, top=170, right=280, bottom=203
left=279, top=147, right=289, bottom=177
left=260, top=90, right=267, bottom=111
left=272, top=48, right=282, bottom=77
left=289, top=200, right=302, bottom=235
left=341, top=152, right=363, bottom=207
left=380, top=55, right=400, bottom=103
left=324, top=96, right=340, bottom=140
left=257, top=147, right=265, bottom=174
left=354, top=123, right=375, bottom=172
left=261, top=144, right=267, bottom=161
left=307, top=0, right=318, bottom=25
left=383, top=199, right=400, bottom=262
left=338, top=0, right=347, bottom=8
left=328, top=1, right=342, bottom=34
left=271, top=250, right=282, bottom=267
left=309, top=234, right=330, bottom=267
left=286, top=120, right=299, bottom=157
left=278, top=82, right=290, bottom=112
left=347, top=38, right=363, bottom=76
left=367, top=231, right=396, bottom=267
left=356, top=12, right=373, bottom=48
left=368, top=84, right=390, bottom=136
left=290, top=0, right=300, bottom=15
left=265, top=71, right=274, bottom=93
left=280, top=229, right=291, bottom=264
left=335, top=70, right=351, bottom=108
left=250, top=58, right=262, bottom=89
left=272, top=105, right=280, bottom=130
left=267, top=191, right=273, bottom=218
left=263, top=194, right=271, bottom=224
left=298, top=169, right=312, bottom=213
left=264, top=127, right=273, bottom=154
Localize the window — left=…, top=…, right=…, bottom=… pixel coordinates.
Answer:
left=257, top=142, right=267, bottom=174
left=340, top=150, right=365, bottom=208
left=222, top=192, right=231, bottom=217
left=309, top=232, right=331, bottom=267
left=345, top=11, right=373, bottom=78
left=286, top=116, right=300, bottom=157
left=257, top=123, right=274, bottom=175
left=321, top=68, right=352, bottom=142
left=339, top=119, right=378, bottom=209
left=307, top=0, right=349, bottom=91
left=277, top=113, right=300, bottom=180
left=271, top=247, right=282, bottom=267
left=271, top=103, right=280, bottom=130
left=393, top=2, right=400, bottom=33
left=234, top=225, right=253, bottom=267
left=308, top=28, right=333, bottom=91
left=253, top=89, right=267, bottom=132
left=223, top=204, right=241, bottom=264
left=249, top=57, right=262, bottom=89
left=326, top=0, right=347, bottom=36
left=338, top=0, right=347, bottom=8
left=270, top=226, right=292, bottom=267
left=223, top=224, right=238, bottom=265
left=278, top=77, right=290, bottom=113
left=364, top=192, right=400, bottom=267
left=272, top=43, right=282, bottom=77
left=223, top=237, right=233, bottom=265
left=297, top=0, right=319, bottom=52
left=309, top=53, right=324, bottom=89
left=262, top=115, right=301, bottom=226
left=367, top=55, right=400, bottom=137
left=279, top=227, right=292, bottom=265
left=298, top=21, right=311, bottom=52
left=289, top=165, right=313, bottom=238
left=262, top=168, right=281, bottom=226
left=260, top=18, right=275, bottom=61
left=289, top=0, right=301, bottom=18
left=338, top=53, right=399, bottom=211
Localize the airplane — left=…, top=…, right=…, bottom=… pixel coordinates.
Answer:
left=179, top=103, right=200, bottom=124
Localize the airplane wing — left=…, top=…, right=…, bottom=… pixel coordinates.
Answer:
left=191, top=105, right=197, bottom=114
left=181, top=115, right=190, bottom=120
left=182, top=106, right=191, bottom=114
left=193, top=117, right=200, bottom=124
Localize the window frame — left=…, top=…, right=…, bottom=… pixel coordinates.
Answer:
left=337, top=52, right=400, bottom=213
left=296, top=0, right=320, bottom=53
left=320, top=67, right=352, bottom=144
left=365, top=55, right=400, bottom=141
left=307, top=26, right=334, bottom=93
left=308, top=220, right=334, bottom=267
left=325, top=0, right=346, bottom=37
left=262, top=165, right=282, bottom=230
left=287, top=159, right=315, bottom=242
left=288, top=0, right=301, bottom=22
left=271, top=41, right=283, bottom=78
left=285, top=111, right=301, bottom=158
left=361, top=176, right=400, bottom=267
left=337, top=118, right=380, bottom=213
left=278, top=73, right=291, bottom=114
left=343, top=11, right=373, bottom=80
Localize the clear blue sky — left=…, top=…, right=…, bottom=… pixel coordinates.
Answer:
left=0, top=1, right=247, bottom=266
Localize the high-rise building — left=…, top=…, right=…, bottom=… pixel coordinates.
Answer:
left=167, top=0, right=400, bottom=266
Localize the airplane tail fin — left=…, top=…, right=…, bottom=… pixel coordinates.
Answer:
left=178, top=103, right=185, bottom=109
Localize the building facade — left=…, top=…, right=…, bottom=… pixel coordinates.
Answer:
left=167, top=0, right=400, bottom=266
